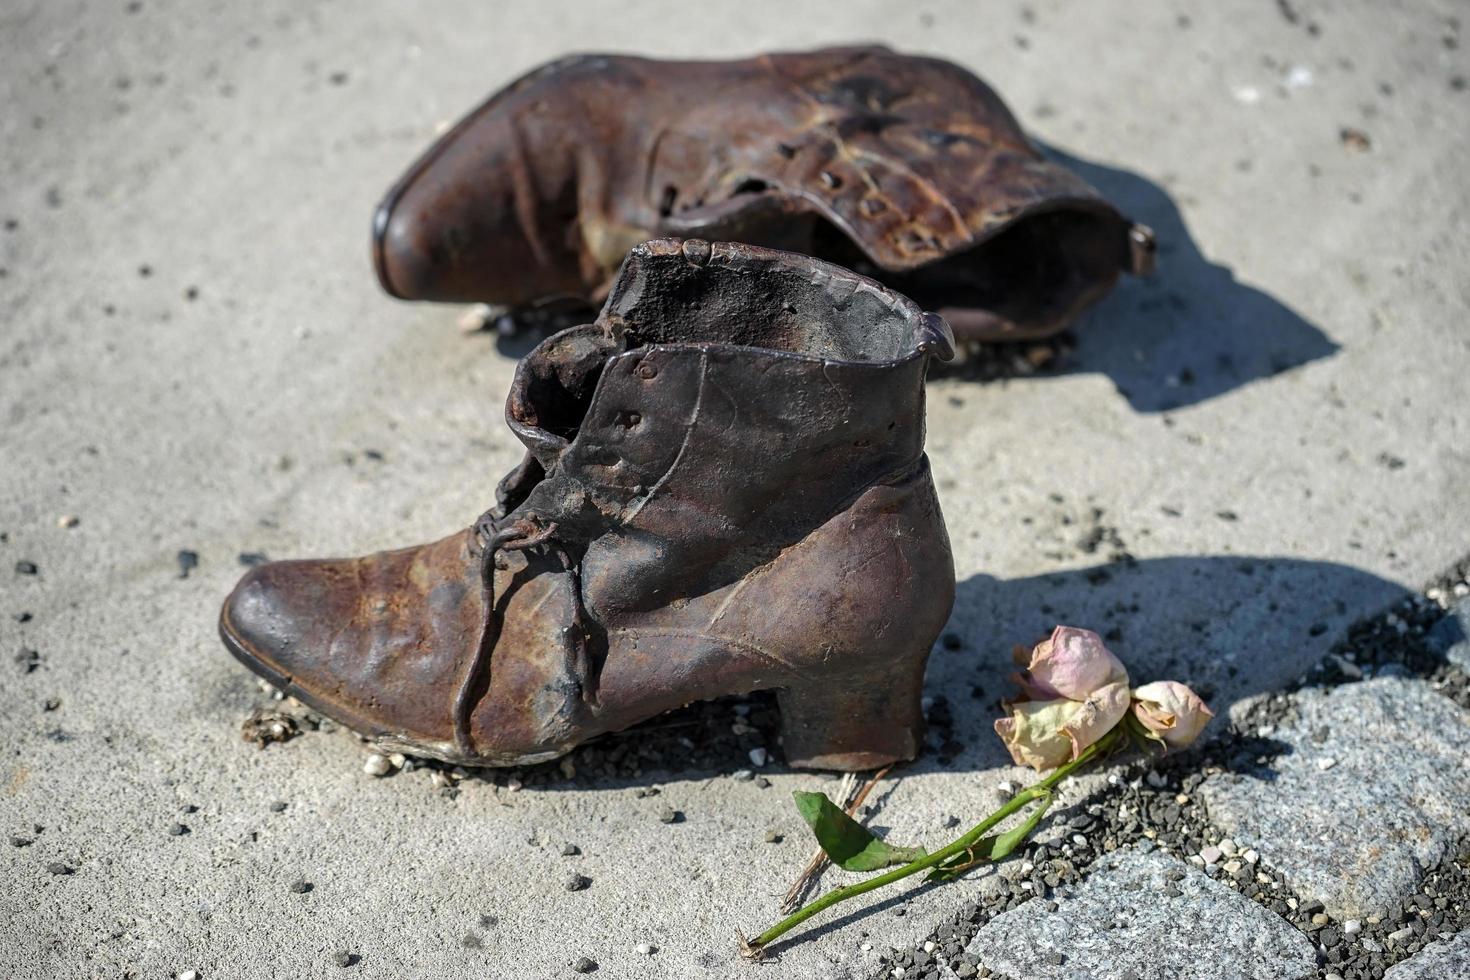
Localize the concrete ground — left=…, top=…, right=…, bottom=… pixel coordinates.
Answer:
left=2, top=0, right=1468, bottom=977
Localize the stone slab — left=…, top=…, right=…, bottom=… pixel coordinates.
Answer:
left=965, top=844, right=1316, bottom=980
left=1201, top=678, right=1470, bottom=921
left=1382, top=932, right=1470, bottom=980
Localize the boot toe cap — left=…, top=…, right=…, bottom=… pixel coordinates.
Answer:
left=219, top=558, right=353, bottom=689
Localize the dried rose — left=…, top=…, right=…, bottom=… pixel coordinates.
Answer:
left=1011, top=626, right=1129, bottom=701
left=1130, top=680, right=1214, bottom=749
left=994, top=627, right=1131, bottom=771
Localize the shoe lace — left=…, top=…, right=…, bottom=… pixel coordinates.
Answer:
left=451, top=508, right=594, bottom=757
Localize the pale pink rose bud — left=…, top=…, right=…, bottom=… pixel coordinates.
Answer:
left=1011, top=626, right=1129, bottom=702
left=1130, top=680, right=1214, bottom=749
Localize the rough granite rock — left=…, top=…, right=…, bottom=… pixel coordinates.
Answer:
left=1427, top=598, right=1470, bottom=672
left=1201, top=678, right=1470, bottom=920
left=1381, top=932, right=1470, bottom=980
left=964, top=844, right=1316, bottom=980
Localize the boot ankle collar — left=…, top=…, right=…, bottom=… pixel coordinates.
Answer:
left=601, top=238, right=953, bottom=365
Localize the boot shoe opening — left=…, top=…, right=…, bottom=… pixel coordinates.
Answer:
left=605, top=239, right=930, bottom=364
left=803, top=207, right=1125, bottom=341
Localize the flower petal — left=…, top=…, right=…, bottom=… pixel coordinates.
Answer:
left=1059, top=681, right=1131, bottom=759
left=1131, top=680, right=1215, bottom=749
left=1018, top=626, right=1129, bottom=701
left=996, top=697, right=1090, bottom=771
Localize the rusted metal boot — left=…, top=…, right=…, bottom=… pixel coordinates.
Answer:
left=221, top=240, right=956, bottom=770
left=372, top=45, right=1153, bottom=343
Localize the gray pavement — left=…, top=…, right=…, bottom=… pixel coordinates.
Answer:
left=3, top=1, right=1469, bottom=978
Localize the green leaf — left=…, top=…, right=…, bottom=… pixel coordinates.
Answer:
left=792, top=791, right=926, bottom=872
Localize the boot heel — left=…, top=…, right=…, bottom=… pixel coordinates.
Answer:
left=776, top=662, right=926, bottom=771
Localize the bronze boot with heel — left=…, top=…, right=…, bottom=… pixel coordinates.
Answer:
left=220, top=239, right=956, bottom=770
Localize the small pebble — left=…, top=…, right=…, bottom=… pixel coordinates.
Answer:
left=763, top=830, right=782, bottom=843
left=289, top=880, right=312, bottom=894
left=1343, top=919, right=1361, bottom=935
left=943, top=815, right=961, bottom=829
left=270, top=801, right=288, bottom=812
left=47, top=862, right=74, bottom=875
left=1387, top=926, right=1414, bottom=943
left=176, top=550, right=199, bottom=578
left=565, top=873, right=591, bottom=892
left=57, top=515, right=79, bottom=529
left=15, top=560, right=39, bottom=576
left=1316, top=756, right=1338, bottom=771
left=1199, top=845, right=1223, bottom=865
left=635, top=943, right=656, bottom=956
left=561, top=842, right=580, bottom=856
left=731, top=769, right=754, bottom=781
left=1217, top=838, right=1237, bottom=857
left=457, top=304, right=492, bottom=332
left=11, top=836, right=33, bottom=847
left=167, top=823, right=189, bottom=836
left=178, top=972, right=199, bottom=980
left=748, top=747, right=768, bottom=767
left=755, top=776, right=771, bottom=789
left=658, top=807, right=681, bottom=824
left=363, top=754, right=392, bottom=777
left=334, top=951, right=357, bottom=968
left=570, top=955, right=596, bottom=973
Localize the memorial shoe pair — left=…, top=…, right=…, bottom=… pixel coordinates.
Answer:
left=219, top=47, right=1154, bottom=771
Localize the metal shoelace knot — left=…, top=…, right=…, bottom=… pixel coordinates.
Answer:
left=453, top=509, right=595, bottom=756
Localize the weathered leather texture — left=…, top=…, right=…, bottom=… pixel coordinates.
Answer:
left=221, top=240, right=957, bottom=770
left=373, top=46, right=1152, bottom=341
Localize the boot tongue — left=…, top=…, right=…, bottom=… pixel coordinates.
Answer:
left=505, top=323, right=623, bottom=468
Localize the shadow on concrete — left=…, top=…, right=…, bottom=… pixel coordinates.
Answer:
left=1037, top=146, right=1339, bottom=413
left=439, top=553, right=1404, bottom=793
left=908, top=554, right=1406, bottom=775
